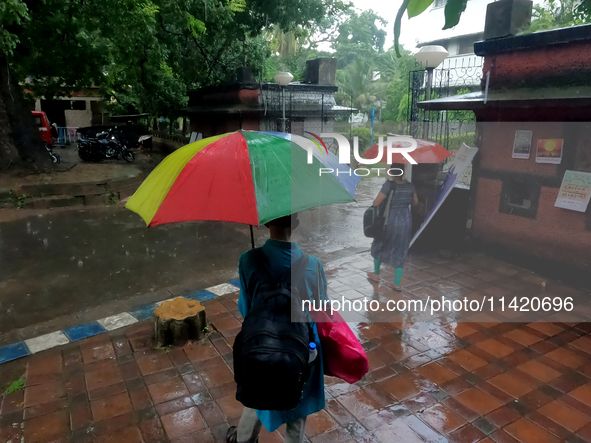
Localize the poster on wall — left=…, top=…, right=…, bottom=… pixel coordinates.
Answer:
left=554, top=170, right=591, bottom=212
left=512, top=130, right=533, bottom=159
left=536, top=139, right=564, bottom=164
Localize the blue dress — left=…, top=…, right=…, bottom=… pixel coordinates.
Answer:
left=370, top=180, right=416, bottom=268
left=237, top=239, right=327, bottom=432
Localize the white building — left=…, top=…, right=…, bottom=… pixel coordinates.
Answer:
left=413, top=0, right=489, bottom=85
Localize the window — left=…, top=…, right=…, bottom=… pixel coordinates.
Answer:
left=507, top=180, right=531, bottom=208
left=457, top=38, right=475, bottom=55
left=33, top=116, right=42, bottom=126
left=499, top=178, right=540, bottom=219
left=71, top=100, right=86, bottom=110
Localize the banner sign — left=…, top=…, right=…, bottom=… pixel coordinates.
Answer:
left=410, top=143, right=479, bottom=247
left=554, top=170, right=591, bottom=212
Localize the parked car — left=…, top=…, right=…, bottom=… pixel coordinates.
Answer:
left=32, top=111, right=60, bottom=164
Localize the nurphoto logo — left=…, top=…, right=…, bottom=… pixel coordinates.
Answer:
left=299, top=133, right=418, bottom=177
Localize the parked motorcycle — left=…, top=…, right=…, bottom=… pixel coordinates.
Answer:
left=45, top=143, right=60, bottom=164
left=77, top=128, right=134, bottom=163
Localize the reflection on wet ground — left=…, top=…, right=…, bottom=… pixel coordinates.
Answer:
left=0, top=209, right=257, bottom=340
left=0, top=177, right=383, bottom=343
left=4, top=251, right=591, bottom=442
left=294, top=177, right=379, bottom=254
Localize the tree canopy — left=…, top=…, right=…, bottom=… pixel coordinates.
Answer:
left=525, top=0, right=591, bottom=33
left=4, top=0, right=348, bottom=118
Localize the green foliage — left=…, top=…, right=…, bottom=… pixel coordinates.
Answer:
left=394, top=0, right=469, bottom=56
left=333, top=10, right=387, bottom=67
left=446, top=132, right=475, bottom=150
left=329, top=9, right=418, bottom=125
left=407, top=0, right=434, bottom=18
left=380, top=50, right=418, bottom=122
left=443, top=0, right=468, bottom=29
left=337, top=58, right=377, bottom=114
left=228, top=0, right=247, bottom=13
left=0, top=0, right=29, bottom=54
left=9, top=192, right=29, bottom=209
left=397, top=93, right=410, bottom=122
left=522, top=0, right=591, bottom=34
left=351, top=127, right=372, bottom=152
left=7, top=0, right=345, bottom=120
left=4, top=374, right=25, bottom=395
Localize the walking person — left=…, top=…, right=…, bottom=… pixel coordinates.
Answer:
left=227, top=213, right=327, bottom=443
left=367, top=163, right=418, bottom=290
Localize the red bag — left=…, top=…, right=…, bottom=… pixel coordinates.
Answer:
left=312, top=310, right=369, bottom=384
left=309, top=259, right=369, bottom=384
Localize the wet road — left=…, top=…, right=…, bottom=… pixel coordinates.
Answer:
left=0, top=177, right=383, bottom=342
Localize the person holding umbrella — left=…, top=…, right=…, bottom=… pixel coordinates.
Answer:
left=226, top=212, right=327, bottom=443
left=368, top=163, right=418, bottom=290
left=124, top=130, right=362, bottom=443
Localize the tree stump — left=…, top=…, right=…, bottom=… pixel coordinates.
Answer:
left=153, top=297, right=206, bottom=348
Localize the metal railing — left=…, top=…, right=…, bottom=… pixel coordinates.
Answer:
left=407, top=59, right=484, bottom=188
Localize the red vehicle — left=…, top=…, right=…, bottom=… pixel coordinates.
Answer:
left=32, top=111, right=59, bottom=163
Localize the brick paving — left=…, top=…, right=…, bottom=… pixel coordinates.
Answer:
left=2, top=251, right=591, bottom=442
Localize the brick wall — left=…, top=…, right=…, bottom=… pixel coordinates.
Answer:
left=472, top=117, right=591, bottom=271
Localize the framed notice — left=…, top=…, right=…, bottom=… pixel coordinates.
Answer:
left=536, top=139, right=563, bottom=164
left=555, top=170, right=591, bottom=212
left=512, top=130, right=533, bottom=159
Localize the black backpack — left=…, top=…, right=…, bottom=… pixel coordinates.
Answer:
left=233, top=248, right=314, bottom=411
left=363, top=181, right=396, bottom=238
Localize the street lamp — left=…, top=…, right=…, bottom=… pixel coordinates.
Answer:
left=413, top=45, right=448, bottom=140
left=274, top=71, right=293, bottom=133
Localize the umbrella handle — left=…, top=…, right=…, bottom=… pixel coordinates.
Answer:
left=250, top=225, right=255, bottom=250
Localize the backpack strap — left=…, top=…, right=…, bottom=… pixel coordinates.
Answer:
left=250, top=247, right=271, bottom=282
left=383, top=181, right=396, bottom=227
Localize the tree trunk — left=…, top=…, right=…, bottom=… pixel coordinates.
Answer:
left=0, top=53, right=52, bottom=172
left=153, top=297, right=207, bottom=348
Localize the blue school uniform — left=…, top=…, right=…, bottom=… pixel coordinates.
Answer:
left=237, top=239, right=327, bottom=432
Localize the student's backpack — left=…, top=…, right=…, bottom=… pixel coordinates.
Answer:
left=233, top=248, right=314, bottom=411
left=363, top=181, right=396, bottom=238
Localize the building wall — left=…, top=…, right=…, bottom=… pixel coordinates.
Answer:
left=471, top=117, right=591, bottom=271
left=474, top=177, right=590, bottom=268
left=64, top=99, right=92, bottom=128
left=415, top=0, right=490, bottom=48
left=483, top=39, right=591, bottom=91
left=467, top=27, right=591, bottom=276
left=36, top=97, right=102, bottom=128
left=189, top=114, right=260, bottom=138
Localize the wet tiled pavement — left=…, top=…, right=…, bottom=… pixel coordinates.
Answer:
left=2, top=251, right=591, bottom=442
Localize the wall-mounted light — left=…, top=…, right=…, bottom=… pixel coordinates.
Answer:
left=413, top=45, right=449, bottom=69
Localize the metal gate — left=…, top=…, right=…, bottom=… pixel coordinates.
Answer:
left=407, top=60, right=483, bottom=187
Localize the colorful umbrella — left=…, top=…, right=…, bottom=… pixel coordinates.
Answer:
left=126, top=131, right=361, bottom=230
left=362, top=137, right=451, bottom=164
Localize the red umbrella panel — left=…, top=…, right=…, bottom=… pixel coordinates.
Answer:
left=361, top=138, right=452, bottom=164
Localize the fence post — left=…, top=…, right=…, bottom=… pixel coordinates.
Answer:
left=321, top=93, right=324, bottom=134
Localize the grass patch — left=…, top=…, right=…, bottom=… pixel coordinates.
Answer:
left=4, top=374, right=25, bottom=395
